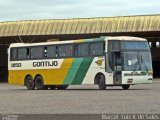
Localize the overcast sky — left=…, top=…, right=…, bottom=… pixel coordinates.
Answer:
left=0, top=0, right=160, bottom=21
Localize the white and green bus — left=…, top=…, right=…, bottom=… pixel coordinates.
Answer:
left=8, top=36, right=153, bottom=90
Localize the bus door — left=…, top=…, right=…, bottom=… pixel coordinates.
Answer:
left=106, top=40, right=122, bottom=85
left=113, top=52, right=122, bottom=85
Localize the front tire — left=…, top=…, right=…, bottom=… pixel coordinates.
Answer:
left=98, top=74, right=106, bottom=90
left=35, top=76, right=47, bottom=90
left=25, top=76, right=35, bottom=90
left=122, top=85, right=130, bottom=90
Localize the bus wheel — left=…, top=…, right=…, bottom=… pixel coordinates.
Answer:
left=122, top=85, right=130, bottom=90
left=25, top=76, right=35, bottom=90
left=35, top=76, right=47, bottom=90
left=57, top=85, right=68, bottom=90
left=98, top=74, right=106, bottom=90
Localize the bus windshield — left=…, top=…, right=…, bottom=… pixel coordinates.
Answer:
left=123, top=51, right=152, bottom=71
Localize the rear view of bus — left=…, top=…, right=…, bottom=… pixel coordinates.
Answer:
left=105, top=37, right=153, bottom=89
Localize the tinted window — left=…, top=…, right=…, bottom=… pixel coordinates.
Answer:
left=58, top=45, right=73, bottom=57
left=76, top=43, right=89, bottom=57
left=108, top=41, right=120, bottom=52
left=18, top=48, right=27, bottom=60
left=58, top=46, right=65, bottom=57
left=108, top=52, right=114, bottom=71
left=11, top=48, right=17, bottom=60
left=31, top=47, right=43, bottom=59
left=91, top=42, right=104, bottom=56
left=65, top=45, right=73, bottom=57
left=44, top=46, right=57, bottom=58
left=121, top=41, right=150, bottom=50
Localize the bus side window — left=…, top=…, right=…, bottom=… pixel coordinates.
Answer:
left=18, top=48, right=27, bottom=60
left=74, top=44, right=78, bottom=56
left=65, top=45, right=73, bottom=57
left=77, top=43, right=89, bottom=57
left=91, top=42, right=104, bottom=56
left=11, top=48, right=17, bottom=61
left=47, top=46, right=57, bottom=58
left=31, top=47, right=43, bottom=59
left=58, top=46, right=66, bottom=57
left=58, top=45, right=73, bottom=58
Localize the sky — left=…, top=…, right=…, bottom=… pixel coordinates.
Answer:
left=0, top=0, right=160, bottom=21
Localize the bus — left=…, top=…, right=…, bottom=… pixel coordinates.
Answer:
left=8, top=36, right=153, bottom=90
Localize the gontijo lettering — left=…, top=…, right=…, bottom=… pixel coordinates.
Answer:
left=33, top=61, right=58, bottom=67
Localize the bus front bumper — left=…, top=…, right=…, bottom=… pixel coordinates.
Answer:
left=122, top=71, right=153, bottom=85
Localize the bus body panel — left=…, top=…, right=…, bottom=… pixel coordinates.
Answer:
left=8, top=56, right=115, bottom=86
left=8, top=57, right=102, bottom=85
left=82, top=57, right=114, bottom=85
left=122, top=71, right=153, bottom=84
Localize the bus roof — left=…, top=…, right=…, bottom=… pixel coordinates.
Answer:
left=105, top=36, right=146, bottom=41
left=9, top=36, right=147, bottom=48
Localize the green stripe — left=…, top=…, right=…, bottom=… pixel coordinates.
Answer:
left=63, top=58, right=83, bottom=84
left=71, top=58, right=93, bottom=84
